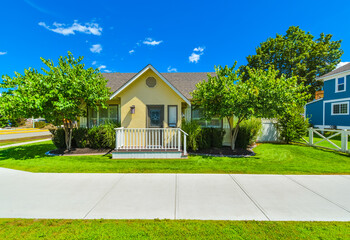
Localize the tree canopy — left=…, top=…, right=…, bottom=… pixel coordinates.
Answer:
left=191, top=62, right=309, bottom=149
left=240, top=26, right=343, bottom=99
left=0, top=52, right=110, bottom=150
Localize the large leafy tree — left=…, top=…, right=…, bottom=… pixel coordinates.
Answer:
left=0, top=52, right=110, bottom=150
left=191, top=63, right=308, bottom=149
left=240, top=26, right=343, bottom=99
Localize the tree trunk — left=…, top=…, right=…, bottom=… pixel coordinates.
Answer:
left=227, top=116, right=243, bottom=150
left=63, top=119, right=73, bottom=151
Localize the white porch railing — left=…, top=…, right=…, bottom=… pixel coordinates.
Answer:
left=115, top=128, right=188, bottom=155
left=300, top=127, right=349, bottom=153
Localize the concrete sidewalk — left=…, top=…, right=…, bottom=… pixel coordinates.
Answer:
left=0, top=168, right=350, bottom=221
left=0, top=138, right=51, bottom=149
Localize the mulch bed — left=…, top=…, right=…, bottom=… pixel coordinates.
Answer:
left=49, top=148, right=112, bottom=156
left=189, top=146, right=255, bottom=157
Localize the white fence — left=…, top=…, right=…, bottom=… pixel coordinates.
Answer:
left=115, top=128, right=188, bottom=155
left=301, top=127, right=349, bottom=153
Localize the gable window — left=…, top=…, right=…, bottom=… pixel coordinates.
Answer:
left=336, top=77, right=346, bottom=92
left=332, top=102, right=349, bottom=115
left=191, top=107, right=222, bottom=128
left=168, top=105, right=178, bottom=127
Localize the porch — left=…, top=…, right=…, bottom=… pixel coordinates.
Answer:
left=112, top=127, right=188, bottom=159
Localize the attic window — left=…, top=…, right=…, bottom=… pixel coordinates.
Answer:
left=146, top=77, right=157, bottom=87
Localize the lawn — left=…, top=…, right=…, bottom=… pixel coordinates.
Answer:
left=0, top=219, right=349, bottom=240
left=0, top=141, right=350, bottom=174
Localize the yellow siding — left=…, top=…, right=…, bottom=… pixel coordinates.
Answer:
left=116, top=69, right=185, bottom=128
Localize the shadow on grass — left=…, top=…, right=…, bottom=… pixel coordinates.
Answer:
left=0, top=143, right=55, bottom=161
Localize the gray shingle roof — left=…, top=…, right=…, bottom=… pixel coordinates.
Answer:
left=103, top=72, right=215, bottom=99
left=319, top=62, right=350, bottom=79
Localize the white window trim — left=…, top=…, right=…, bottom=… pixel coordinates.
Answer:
left=331, top=101, right=349, bottom=115
left=335, top=77, right=346, bottom=93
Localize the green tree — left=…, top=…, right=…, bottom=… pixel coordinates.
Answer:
left=240, top=26, right=343, bottom=99
left=191, top=63, right=308, bottom=149
left=0, top=52, right=110, bottom=150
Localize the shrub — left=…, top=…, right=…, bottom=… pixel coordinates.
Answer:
left=0, top=115, right=8, bottom=128
left=50, top=128, right=66, bottom=149
left=72, top=128, right=89, bottom=148
left=199, top=128, right=225, bottom=149
left=236, top=118, right=262, bottom=149
left=35, top=121, right=48, bottom=128
left=181, top=120, right=202, bottom=151
left=88, top=122, right=119, bottom=149
left=276, top=111, right=308, bottom=144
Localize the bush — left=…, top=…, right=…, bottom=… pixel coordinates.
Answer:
left=72, top=128, right=89, bottom=148
left=88, top=122, right=119, bottom=149
left=35, top=121, right=48, bottom=128
left=0, top=115, right=8, bottom=128
left=276, top=111, right=308, bottom=144
left=236, top=118, right=262, bottom=149
left=181, top=120, right=202, bottom=151
left=50, top=128, right=66, bottom=149
left=199, top=128, right=225, bottom=149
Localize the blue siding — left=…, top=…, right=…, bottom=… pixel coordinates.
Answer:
left=324, top=100, right=350, bottom=126
left=305, top=100, right=323, bottom=126
left=323, top=75, right=350, bottom=100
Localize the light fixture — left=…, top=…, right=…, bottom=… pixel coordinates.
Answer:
left=130, top=105, right=135, bottom=114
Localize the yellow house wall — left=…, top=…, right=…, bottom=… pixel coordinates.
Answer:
left=117, top=69, right=185, bottom=128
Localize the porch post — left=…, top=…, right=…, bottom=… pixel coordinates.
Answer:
left=184, top=134, right=187, bottom=155
left=178, top=128, right=181, bottom=151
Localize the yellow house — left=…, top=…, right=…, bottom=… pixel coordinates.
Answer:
left=78, top=64, right=231, bottom=158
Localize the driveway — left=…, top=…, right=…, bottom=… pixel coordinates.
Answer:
left=0, top=167, right=350, bottom=221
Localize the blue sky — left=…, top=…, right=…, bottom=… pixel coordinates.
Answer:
left=1, top=0, right=350, bottom=92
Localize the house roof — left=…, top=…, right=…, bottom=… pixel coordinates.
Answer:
left=103, top=71, right=215, bottom=100
left=318, top=62, right=350, bottom=80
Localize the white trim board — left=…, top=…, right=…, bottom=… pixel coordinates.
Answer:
left=317, top=71, right=350, bottom=81
left=109, top=64, right=191, bottom=106
left=305, top=98, right=323, bottom=105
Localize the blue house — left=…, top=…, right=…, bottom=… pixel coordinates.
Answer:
left=305, top=63, right=350, bottom=129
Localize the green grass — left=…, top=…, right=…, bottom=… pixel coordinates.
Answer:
left=0, top=140, right=350, bottom=174
left=0, top=219, right=349, bottom=239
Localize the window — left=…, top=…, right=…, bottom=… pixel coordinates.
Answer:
left=336, top=77, right=346, bottom=92
left=168, top=105, right=178, bottom=127
left=332, top=102, right=349, bottom=115
left=88, top=105, right=119, bottom=127
left=191, top=107, right=222, bottom=128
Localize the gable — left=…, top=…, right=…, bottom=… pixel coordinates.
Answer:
left=103, top=67, right=214, bottom=100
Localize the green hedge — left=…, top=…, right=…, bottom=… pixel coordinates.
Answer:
left=235, top=118, right=262, bottom=149
left=181, top=120, right=225, bottom=151
left=50, top=122, right=119, bottom=149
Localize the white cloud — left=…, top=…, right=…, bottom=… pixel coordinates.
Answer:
left=193, top=47, right=204, bottom=52
left=189, top=53, right=201, bottom=63
left=0, top=51, right=7, bottom=55
left=143, top=38, right=163, bottom=46
left=90, top=44, right=102, bottom=53
left=104, top=69, right=112, bottom=73
left=129, top=49, right=135, bottom=54
left=38, top=21, right=102, bottom=36
left=92, top=61, right=97, bottom=65
left=336, top=62, right=350, bottom=69
left=189, top=46, right=205, bottom=63
left=98, top=65, right=106, bottom=70
left=167, top=66, right=177, bottom=72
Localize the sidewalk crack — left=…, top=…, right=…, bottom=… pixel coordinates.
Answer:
left=229, top=174, right=270, bottom=221
left=83, top=174, right=125, bottom=219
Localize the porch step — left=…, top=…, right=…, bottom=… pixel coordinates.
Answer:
left=112, top=149, right=187, bottom=159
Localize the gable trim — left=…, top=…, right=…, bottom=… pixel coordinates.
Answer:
left=109, top=64, right=191, bottom=106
